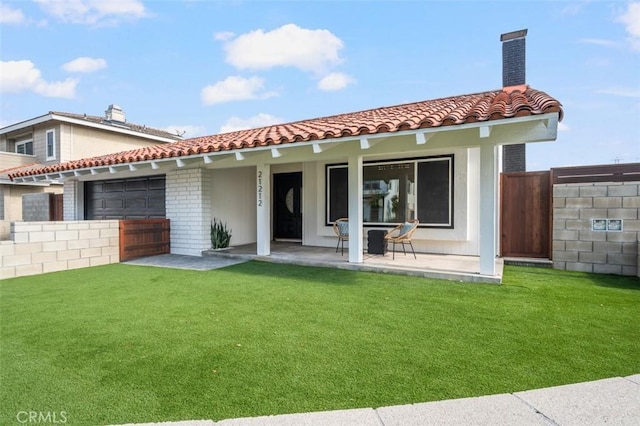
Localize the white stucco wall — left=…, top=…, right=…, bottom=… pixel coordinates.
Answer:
left=210, top=167, right=257, bottom=247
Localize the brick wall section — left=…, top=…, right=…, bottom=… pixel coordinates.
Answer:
left=553, top=182, right=639, bottom=276
left=63, top=180, right=79, bottom=220
left=166, top=168, right=212, bottom=256
left=0, top=220, right=119, bottom=280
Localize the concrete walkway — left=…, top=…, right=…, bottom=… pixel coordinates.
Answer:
left=113, top=375, right=639, bottom=426
left=123, top=254, right=249, bottom=270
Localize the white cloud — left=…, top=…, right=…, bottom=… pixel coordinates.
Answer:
left=0, top=4, right=26, bottom=24
left=0, top=60, right=77, bottom=98
left=597, top=87, right=640, bottom=98
left=201, top=76, right=277, bottom=105
left=578, top=38, right=618, bottom=47
left=214, top=31, right=235, bottom=41
left=558, top=122, right=570, bottom=132
left=617, top=2, right=640, bottom=51
left=164, top=125, right=207, bottom=138
left=317, top=72, right=354, bottom=91
left=34, top=0, right=148, bottom=25
left=220, top=113, right=284, bottom=133
left=62, top=57, right=107, bottom=73
left=224, top=23, right=344, bottom=73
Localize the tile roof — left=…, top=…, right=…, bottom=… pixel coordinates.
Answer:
left=51, top=111, right=183, bottom=140
left=9, top=86, right=562, bottom=179
left=1, top=162, right=49, bottom=181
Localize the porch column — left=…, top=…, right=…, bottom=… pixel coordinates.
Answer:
left=348, top=154, right=363, bottom=263
left=256, top=163, right=271, bottom=256
left=479, top=143, right=498, bottom=275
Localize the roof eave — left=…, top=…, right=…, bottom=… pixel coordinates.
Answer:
left=1, top=113, right=180, bottom=143
left=9, top=112, right=561, bottom=183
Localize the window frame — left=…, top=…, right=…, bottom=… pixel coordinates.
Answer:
left=15, top=139, right=34, bottom=155
left=325, top=154, right=454, bottom=228
left=46, top=129, right=56, bottom=160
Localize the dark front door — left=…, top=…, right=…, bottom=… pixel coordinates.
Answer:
left=273, top=172, right=302, bottom=240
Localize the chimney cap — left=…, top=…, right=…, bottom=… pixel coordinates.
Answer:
left=500, top=29, right=528, bottom=42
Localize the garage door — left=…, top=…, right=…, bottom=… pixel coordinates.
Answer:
left=85, top=176, right=166, bottom=220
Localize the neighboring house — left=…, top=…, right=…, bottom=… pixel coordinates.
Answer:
left=9, top=30, right=563, bottom=280
left=0, top=105, right=182, bottom=238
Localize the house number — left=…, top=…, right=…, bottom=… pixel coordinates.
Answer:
left=257, top=171, right=263, bottom=207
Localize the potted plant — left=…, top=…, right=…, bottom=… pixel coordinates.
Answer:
left=210, top=218, right=232, bottom=250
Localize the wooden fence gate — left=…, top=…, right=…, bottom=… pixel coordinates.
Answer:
left=500, top=171, right=551, bottom=258
left=119, top=219, right=170, bottom=261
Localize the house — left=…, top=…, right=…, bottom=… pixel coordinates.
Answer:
left=8, top=30, right=563, bottom=280
left=0, top=105, right=182, bottom=238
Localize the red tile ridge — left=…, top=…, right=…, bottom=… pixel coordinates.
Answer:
left=503, top=84, right=529, bottom=94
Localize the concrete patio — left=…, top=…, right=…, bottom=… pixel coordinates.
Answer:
left=200, top=241, right=504, bottom=284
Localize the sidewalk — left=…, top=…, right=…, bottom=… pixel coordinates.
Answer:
left=114, top=375, right=640, bottom=426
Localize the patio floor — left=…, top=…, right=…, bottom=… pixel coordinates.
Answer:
left=202, top=241, right=504, bottom=284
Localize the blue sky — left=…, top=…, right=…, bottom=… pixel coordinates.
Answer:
left=1, top=0, right=638, bottom=171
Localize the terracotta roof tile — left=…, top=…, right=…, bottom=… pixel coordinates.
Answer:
left=10, top=87, right=562, bottom=179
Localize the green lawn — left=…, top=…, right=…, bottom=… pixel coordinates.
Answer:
left=1, top=262, right=638, bottom=425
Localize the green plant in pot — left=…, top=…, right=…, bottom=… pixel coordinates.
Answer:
left=211, top=218, right=232, bottom=249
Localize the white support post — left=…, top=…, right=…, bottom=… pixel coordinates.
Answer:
left=348, top=155, right=363, bottom=263
left=479, top=143, right=498, bottom=275
left=256, top=164, right=271, bottom=256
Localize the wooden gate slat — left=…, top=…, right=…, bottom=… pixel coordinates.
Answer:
left=500, top=172, right=551, bottom=258
left=119, top=219, right=170, bottom=261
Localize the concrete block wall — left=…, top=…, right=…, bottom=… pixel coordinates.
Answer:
left=166, top=168, right=212, bottom=256
left=22, top=193, right=52, bottom=221
left=0, top=220, right=119, bottom=280
left=553, top=182, right=639, bottom=276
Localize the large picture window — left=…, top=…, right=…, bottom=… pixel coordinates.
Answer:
left=326, top=155, right=454, bottom=228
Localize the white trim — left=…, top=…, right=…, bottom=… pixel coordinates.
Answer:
left=9, top=112, right=560, bottom=184
left=1, top=113, right=180, bottom=143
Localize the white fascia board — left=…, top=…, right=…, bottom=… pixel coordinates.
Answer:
left=0, top=113, right=53, bottom=134
left=0, top=113, right=179, bottom=143
left=13, top=112, right=561, bottom=182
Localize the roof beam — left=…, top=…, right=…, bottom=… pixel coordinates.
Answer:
left=415, top=132, right=435, bottom=145
left=203, top=155, right=214, bottom=164
left=312, top=141, right=342, bottom=154
left=479, top=125, right=492, bottom=138
left=151, top=161, right=159, bottom=170
left=271, top=148, right=282, bottom=158
left=109, top=166, right=118, bottom=174
left=235, top=152, right=245, bottom=161
left=176, top=158, right=186, bottom=168
left=129, top=164, right=138, bottom=172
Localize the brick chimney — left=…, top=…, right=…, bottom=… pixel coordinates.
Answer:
left=105, top=104, right=126, bottom=123
left=501, top=29, right=527, bottom=172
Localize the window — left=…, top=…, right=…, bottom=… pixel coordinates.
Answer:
left=15, top=140, right=33, bottom=155
left=46, top=129, right=56, bottom=160
left=326, top=155, right=454, bottom=228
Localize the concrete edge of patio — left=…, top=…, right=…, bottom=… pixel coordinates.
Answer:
left=202, top=244, right=504, bottom=284
left=111, top=374, right=640, bottom=426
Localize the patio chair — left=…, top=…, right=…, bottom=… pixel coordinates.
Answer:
left=384, top=219, right=419, bottom=260
left=333, top=218, right=349, bottom=255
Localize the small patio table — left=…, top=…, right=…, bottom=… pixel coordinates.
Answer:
left=367, top=229, right=388, bottom=255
